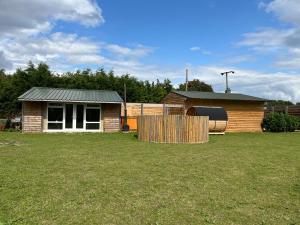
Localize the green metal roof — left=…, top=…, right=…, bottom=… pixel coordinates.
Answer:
left=18, top=87, right=123, bottom=103
left=173, top=90, right=267, bottom=102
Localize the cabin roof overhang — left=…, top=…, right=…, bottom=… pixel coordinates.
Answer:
left=18, top=87, right=124, bottom=104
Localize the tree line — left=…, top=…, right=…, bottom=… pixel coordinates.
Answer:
left=0, top=62, right=214, bottom=118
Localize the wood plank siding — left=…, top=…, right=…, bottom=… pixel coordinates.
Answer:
left=102, top=103, right=121, bottom=132
left=162, top=92, right=187, bottom=105
left=162, top=93, right=265, bottom=132
left=22, top=101, right=43, bottom=132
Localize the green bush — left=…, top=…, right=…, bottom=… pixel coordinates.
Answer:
left=262, top=113, right=299, bottom=132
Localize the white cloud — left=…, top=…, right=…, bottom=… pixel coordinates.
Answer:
left=189, top=66, right=300, bottom=103
left=0, top=51, right=13, bottom=69
left=0, top=32, right=156, bottom=75
left=238, top=28, right=295, bottom=51
left=0, top=32, right=102, bottom=70
left=223, top=55, right=254, bottom=64
left=0, top=0, right=104, bottom=37
left=190, top=47, right=201, bottom=51
left=262, top=0, right=300, bottom=25
left=238, top=0, right=300, bottom=69
left=105, top=44, right=154, bottom=58
left=190, top=46, right=211, bottom=55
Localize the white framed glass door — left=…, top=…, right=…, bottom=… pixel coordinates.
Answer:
left=65, top=104, right=73, bottom=129
left=46, top=102, right=101, bottom=132
left=75, top=104, right=84, bottom=130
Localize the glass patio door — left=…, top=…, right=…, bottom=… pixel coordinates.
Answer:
left=65, top=104, right=73, bottom=129
left=76, top=104, right=84, bottom=129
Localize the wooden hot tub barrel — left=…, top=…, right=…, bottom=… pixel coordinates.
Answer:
left=186, top=106, right=228, bottom=133
left=137, top=115, right=209, bottom=143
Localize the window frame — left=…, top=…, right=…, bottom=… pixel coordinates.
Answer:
left=47, top=103, right=64, bottom=130
left=85, top=104, right=101, bottom=130
left=46, top=102, right=102, bottom=132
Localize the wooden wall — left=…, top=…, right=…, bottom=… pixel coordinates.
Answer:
left=186, top=99, right=264, bottom=132
left=162, top=93, right=265, bottom=132
left=22, top=101, right=43, bottom=132
left=121, top=103, right=164, bottom=116
left=137, top=115, right=209, bottom=143
left=102, top=103, right=121, bottom=132
left=121, top=103, right=184, bottom=130
left=161, top=92, right=187, bottom=105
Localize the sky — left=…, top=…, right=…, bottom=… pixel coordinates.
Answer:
left=1, top=0, right=300, bottom=102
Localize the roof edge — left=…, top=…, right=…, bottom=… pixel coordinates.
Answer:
left=171, top=90, right=268, bottom=102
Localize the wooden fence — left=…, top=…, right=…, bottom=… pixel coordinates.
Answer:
left=121, top=103, right=184, bottom=130
left=137, top=115, right=209, bottom=144
left=265, top=106, right=300, bottom=118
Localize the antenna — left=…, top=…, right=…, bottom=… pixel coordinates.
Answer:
left=221, top=71, right=235, bottom=93
left=185, top=68, right=188, bottom=91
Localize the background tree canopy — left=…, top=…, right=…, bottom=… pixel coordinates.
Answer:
left=178, top=79, right=214, bottom=92
left=3, top=62, right=295, bottom=119
left=0, top=63, right=176, bottom=118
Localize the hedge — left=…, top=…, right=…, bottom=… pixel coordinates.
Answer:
left=262, top=112, right=299, bottom=132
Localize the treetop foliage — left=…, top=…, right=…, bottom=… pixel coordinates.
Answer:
left=178, top=79, right=214, bottom=92
left=0, top=63, right=177, bottom=117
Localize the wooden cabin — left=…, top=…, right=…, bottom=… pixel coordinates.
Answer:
left=162, top=91, right=267, bottom=132
left=18, top=87, right=123, bottom=133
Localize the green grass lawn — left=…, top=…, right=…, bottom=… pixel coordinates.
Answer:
left=0, top=132, right=299, bottom=225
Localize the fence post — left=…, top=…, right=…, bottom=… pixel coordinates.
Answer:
left=141, top=103, right=144, bottom=115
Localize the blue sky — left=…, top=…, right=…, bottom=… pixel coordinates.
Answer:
left=1, top=0, right=300, bottom=102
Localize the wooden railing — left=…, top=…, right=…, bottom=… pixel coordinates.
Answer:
left=265, top=106, right=300, bottom=118
left=137, top=115, right=209, bottom=144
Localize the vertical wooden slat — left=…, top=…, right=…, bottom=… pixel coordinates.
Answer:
left=137, top=115, right=209, bottom=143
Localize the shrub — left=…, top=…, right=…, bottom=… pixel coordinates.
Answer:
left=284, top=114, right=299, bottom=132
left=262, top=112, right=299, bottom=132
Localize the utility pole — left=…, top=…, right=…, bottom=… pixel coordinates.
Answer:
left=123, top=83, right=128, bottom=131
left=185, top=68, right=188, bottom=91
left=221, top=71, right=234, bottom=93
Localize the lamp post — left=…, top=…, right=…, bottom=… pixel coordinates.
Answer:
left=221, top=71, right=234, bottom=93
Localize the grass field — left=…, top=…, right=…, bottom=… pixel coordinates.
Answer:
left=0, top=132, right=299, bottom=225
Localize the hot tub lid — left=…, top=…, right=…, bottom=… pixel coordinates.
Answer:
left=189, top=106, right=228, bottom=121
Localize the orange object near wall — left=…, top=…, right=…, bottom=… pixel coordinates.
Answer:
left=121, top=117, right=138, bottom=130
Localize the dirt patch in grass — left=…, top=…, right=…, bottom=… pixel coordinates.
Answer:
left=0, top=140, right=23, bottom=148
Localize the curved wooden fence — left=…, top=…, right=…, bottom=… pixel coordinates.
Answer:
left=137, top=115, right=209, bottom=144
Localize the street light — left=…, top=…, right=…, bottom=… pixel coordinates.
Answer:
left=221, top=71, right=234, bottom=93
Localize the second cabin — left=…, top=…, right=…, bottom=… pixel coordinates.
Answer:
left=162, top=91, right=267, bottom=132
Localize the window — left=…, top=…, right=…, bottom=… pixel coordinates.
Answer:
left=48, top=103, right=63, bottom=130
left=65, top=104, right=73, bottom=129
left=85, top=105, right=100, bottom=130
left=76, top=105, right=84, bottom=129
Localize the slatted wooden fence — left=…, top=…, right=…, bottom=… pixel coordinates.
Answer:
left=121, top=103, right=184, bottom=130
left=137, top=115, right=209, bottom=144
left=265, top=106, right=300, bottom=118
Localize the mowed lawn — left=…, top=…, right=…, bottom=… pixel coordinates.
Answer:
left=0, top=132, right=299, bottom=225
